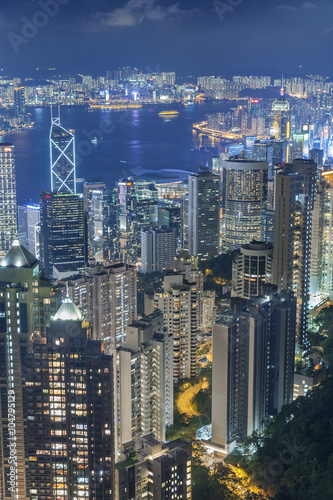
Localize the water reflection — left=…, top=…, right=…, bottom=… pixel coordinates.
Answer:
left=3, top=101, right=234, bottom=203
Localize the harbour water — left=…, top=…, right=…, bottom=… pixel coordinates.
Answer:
left=3, top=101, right=235, bottom=204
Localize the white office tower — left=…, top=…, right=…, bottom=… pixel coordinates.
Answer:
left=114, top=310, right=173, bottom=458
left=17, top=204, right=40, bottom=256
left=174, top=254, right=204, bottom=330
left=0, top=143, right=17, bottom=259
left=90, top=263, right=137, bottom=350
left=222, top=159, right=268, bottom=251
left=310, top=171, right=333, bottom=306
left=141, top=227, right=176, bottom=273
left=211, top=288, right=296, bottom=454
left=50, top=110, right=76, bottom=193
left=272, top=159, right=316, bottom=348
left=188, top=170, right=220, bottom=260
left=154, top=274, right=198, bottom=380
left=232, top=241, right=273, bottom=298
left=183, top=263, right=204, bottom=331
left=83, top=181, right=106, bottom=260
left=202, top=290, right=216, bottom=329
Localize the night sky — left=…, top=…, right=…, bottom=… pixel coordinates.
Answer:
left=1, top=0, right=333, bottom=77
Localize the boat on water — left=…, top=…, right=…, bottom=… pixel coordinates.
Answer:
left=158, top=110, right=179, bottom=116
left=91, top=136, right=100, bottom=144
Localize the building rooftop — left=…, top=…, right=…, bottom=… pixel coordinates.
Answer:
left=0, top=240, right=38, bottom=269
left=272, top=96, right=290, bottom=112
left=115, top=456, right=138, bottom=472
left=53, top=297, right=83, bottom=321
left=97, top=262, right=136, bottom=275
left=54, top=264, right=80, bottom=272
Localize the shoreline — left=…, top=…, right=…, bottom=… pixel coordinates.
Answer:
left=193, top=121, right=269, bottom=140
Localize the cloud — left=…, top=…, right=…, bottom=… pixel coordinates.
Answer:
left=275, top=5, right=297, bottom=10
left=301, top=1, right=317, bottom=8
left=276, top=2, right=316, bottom=10
left=324, top=23, right=333, bottom=33
left=95, top=8, right=136, bottom=27
left=93, top=0, right=198, bottom=27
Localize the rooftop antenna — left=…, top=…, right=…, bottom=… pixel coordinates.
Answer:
left=51, top=104, right=60, bottom=126
left=280, top=73, right=284, bottom=97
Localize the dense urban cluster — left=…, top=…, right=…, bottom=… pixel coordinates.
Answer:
left=0, top=68, right=332, bottom=500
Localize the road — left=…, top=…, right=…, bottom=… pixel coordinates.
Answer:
left=177, top=381, right=209, bottom=417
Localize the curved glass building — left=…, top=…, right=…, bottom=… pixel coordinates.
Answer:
left=222, top=159, right=268, bottom=251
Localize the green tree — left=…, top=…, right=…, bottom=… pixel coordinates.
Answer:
left=230, top=376, right=333, bottom=499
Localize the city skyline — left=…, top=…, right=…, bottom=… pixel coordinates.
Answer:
left=0, top=0, right=332, bottom=77
left=1, top=1, right=333, bottom=497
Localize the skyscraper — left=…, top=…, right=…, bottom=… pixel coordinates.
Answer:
left=0, top=242, right=61, bottom=499
left=188, top=170, right=220, bottom=260
left=17, top=204, right=28, bottom=245
left=310, top=171, right=333, bottom=305
left=170, top=254, right=204, bottom=331
left=117, top=178, right=136, bottom=261
left=211, top=288, right=296, bottom=454
left=117, top=178, right=159, bottom=263
left=0, top=240, right=61, bottom=335
left=0, top=143, right=17, bottom=260
left=141, top=227, right=176, bottom=273
left=83, top=181, right=106, bottom=259
left=260, top=209, right=275, bottom=244
left=232, top=241, right=273, bottom=298
left=25, top=298, right=114, bottom=499
left=310, top=148, right=324, bottom=167
left=182, top=262, right=204, bottom=331
left=14, top=86, right=26, bottom=117
left=252, top=140, right=273, bottom=168
left=271, top=91, right=291, bottom=162
left=102, top=187, right=120, bottom=260
left=271, top=93, right=291, bottom=141
left=134, top=180, right=159, bottom=228
left=222, top=159, right=268, bottom=251
left=114, top=310, right=173, bottom=457
left=56, top=263, right=138, bottom=351
left=0, top=286, right=30, bottom=500
left=26, top=204, right=40, bottom=256
left=50, top=111, right=76, bottom=194
left=17, top=204, right=40, bottom=256
left=202, top=290, right=216, bottom=329
left=271, top=139, right=288, bottom=166
left=154, top=274, right=197, bottom=380
left=292, top=133, right=305, bottom=160
left=56, top=274, right=90, bottom=319
left=250, top=98, right=259, bottom=115
left=40, top=191, right=85, bottom=279
left=158, top=205, right=182, bottom=243
left=90, top=262, right=137, bottom=350
left=115, top=436, right=192, bottom=500
left=272, top=159, right=317, bottom=348
left=84, top=183, right=119, bottom=261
